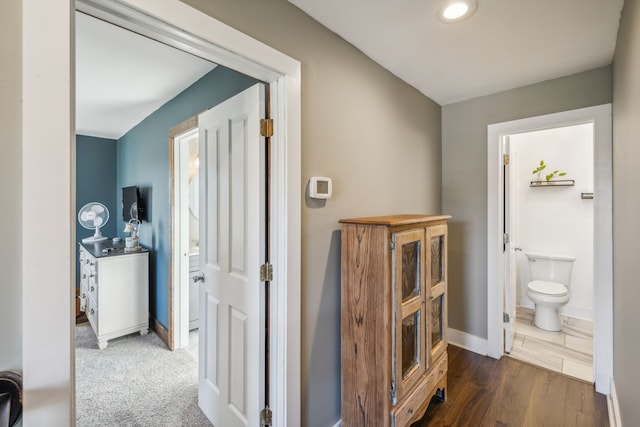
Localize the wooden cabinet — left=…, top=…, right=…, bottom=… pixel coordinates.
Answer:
left=340, top=215, right=450, bottom=426
left=79, top=242, right=149, bottom=349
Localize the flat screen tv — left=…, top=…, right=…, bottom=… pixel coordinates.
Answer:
left=122, top=186, right=145, bottom=222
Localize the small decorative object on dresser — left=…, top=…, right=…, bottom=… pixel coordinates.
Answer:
left=339, top=214, right=450, bottom=427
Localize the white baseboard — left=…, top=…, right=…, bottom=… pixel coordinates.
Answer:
left=608, top=378, right=622, bottom=427
left=447, top=328, right=488, bottom=356
left=331, top=421, right=341, bottom=427
left=519, top=301, right=594, bottom=322
left=560, top=306, right=594, bottom=322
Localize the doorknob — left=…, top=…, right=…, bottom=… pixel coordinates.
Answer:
left=193, top=273, right=205, bottom=283
left=514, top=247, right=523, bottom=251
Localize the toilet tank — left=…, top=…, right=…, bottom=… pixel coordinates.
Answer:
left=525, top=252, right=575, bottom=286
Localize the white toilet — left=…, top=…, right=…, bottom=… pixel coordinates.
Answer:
left=525, top=252, right=575, bottom=331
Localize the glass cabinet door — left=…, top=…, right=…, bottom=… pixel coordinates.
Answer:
left=392, top=229, right=426, bottom=403
left=426, top=224, right=447, bottom=363
left=430, top=294, right=445, bottom=351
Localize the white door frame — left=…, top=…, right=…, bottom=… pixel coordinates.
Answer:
left=487, top=104, right=612, bottom=394
left=22, top=0, right=301, bottom=425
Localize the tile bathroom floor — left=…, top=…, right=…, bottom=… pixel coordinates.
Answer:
left=508, top=307, right=594, bottom=383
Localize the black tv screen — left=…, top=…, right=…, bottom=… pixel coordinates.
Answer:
left=122, top=186, right=144, bottom=221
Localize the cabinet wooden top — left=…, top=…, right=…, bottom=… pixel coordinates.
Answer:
left=339, top=214, right=451, bottom=226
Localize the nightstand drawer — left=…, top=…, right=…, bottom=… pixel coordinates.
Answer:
left=87, top=298, right=98, bottom=332
left=80, top=283, right=88, bottom=312
left=88, top=276, right=98, bottom=304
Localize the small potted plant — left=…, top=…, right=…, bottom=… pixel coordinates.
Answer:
left=531, top=160, right=571, bottom=186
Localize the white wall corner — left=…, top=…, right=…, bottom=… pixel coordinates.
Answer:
left=448, top=328, right=488, bottom=356
left=608, top=378, right=622, bottom=427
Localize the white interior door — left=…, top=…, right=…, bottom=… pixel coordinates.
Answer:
left=198, top=83, right=266, bottom=427
left=504, top=138, right=519, bottom=353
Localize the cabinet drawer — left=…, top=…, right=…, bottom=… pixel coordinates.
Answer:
left=391, top=352, right=447, bottom=427
left=88, top=276, right=98, bottom=304
left=87, top=298, right=98, bottom=332
left=82, top=258, right=96, bottom=278
left=80, top=283, right=88, bottom=312
left=79, top=269, right=88, bottom=288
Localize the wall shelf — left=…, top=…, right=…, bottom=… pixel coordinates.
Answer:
left=530, top=179, right=575, bottom=187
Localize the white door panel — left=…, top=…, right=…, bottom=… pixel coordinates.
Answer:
left=198, top=83, right=266, bottom=427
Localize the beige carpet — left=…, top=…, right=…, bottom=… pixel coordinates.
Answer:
left=75, top=323, right=212, bottom=426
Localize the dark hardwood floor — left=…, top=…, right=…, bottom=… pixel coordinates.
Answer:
left=412, top=345, right=609, bottom=427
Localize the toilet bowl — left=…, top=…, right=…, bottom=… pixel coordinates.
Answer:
left=525, top=252, right=575, bottom=332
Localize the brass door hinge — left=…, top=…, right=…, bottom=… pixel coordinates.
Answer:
left=260, top=407, right=272, bottom=427
left=260, top=118, right=274, bottom=138
left=503, top=154, right=510, bottom=165
left=260, top=263, right=273, bottom=282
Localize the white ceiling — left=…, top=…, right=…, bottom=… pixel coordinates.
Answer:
left=76, top=12, right=216, bottom=139
left=77, top=1, right=625, bottom=138
left=288, top=0, right=624, bottom=105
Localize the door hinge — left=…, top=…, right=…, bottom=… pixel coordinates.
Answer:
left=260, top=407, right=272, bottom=427
left=260, top=118, right=274, bottom=138
left=389, top=239, right=396, bottom=251
left=260, top=262, right=273, bottom=282
left=503, top=154, right=510, bottom=165
left=503, top=233, right=510, bottom=245
left=390, top=379, right=397, bottom=404
left=504, top=312, right=510, bottom=323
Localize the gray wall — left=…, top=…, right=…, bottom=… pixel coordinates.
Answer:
left=0, top=0, right=22, bottom=372
left=183, top=1, right=442, bottom=426
left=612, top=0, right=640, bottom=423
left=442, top=67, right=612, bottom=338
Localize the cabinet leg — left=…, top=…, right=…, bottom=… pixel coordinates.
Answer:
left=435, top=387, right=445, bottom=402
left=98, top=340, right=108, bottom=350
left=140, top=328, right=148, bottom=336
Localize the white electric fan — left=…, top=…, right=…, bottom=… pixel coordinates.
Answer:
left=78, top=202, right=110, bottom=243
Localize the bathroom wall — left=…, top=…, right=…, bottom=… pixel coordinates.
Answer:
left=510, top=124, right=594, bottom=320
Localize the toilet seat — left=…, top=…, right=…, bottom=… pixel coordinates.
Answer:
left=527, top=280, right=568, bottom=297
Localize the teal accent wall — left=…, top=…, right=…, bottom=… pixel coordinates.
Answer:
left=117, top=65, right=260, bottom=328
left=76, top=135, right=118, bottom=288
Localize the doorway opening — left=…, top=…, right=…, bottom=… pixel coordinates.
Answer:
left=487, top=104, right=612, bottom=394
left=171, top=123, right=201, bottom=351
left=75, top=13, right=269, bottom=427
left=66, top=1, right=302, bottom=426
left=503, top=123, right=595, bottom=382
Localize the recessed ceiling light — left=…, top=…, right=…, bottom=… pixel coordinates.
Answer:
left=439, top=0, right=477, bottom=23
